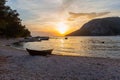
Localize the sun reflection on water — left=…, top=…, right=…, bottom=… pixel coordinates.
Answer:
left=23, top=37, right=120, bottom=58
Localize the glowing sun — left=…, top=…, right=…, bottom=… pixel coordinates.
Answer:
left=57, top=22, right=68, bottom=34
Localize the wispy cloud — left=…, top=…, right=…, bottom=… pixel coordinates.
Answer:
left=6, top=0, right=120, bottom=36
left=7, top=0, right=118, bottom=23
left=61, top=0, right=74, bottom=10
left=68, top=12, right=110, bottom=20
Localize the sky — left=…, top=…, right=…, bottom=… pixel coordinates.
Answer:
left=6, top=0, right=120, bottom=36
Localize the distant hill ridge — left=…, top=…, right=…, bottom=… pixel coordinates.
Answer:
left=67, top=17, right=120, bottom=36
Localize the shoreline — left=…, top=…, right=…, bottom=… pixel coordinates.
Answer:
left=0, top=39, right=120, bottom=80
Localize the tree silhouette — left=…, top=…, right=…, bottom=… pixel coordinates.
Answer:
left=0, top=0, right=31, bottom=38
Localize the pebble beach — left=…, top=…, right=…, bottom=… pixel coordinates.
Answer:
left=0, top=39, right=120, bottom=80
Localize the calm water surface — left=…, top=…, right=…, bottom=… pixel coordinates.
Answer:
left=23, top=36, right=120, bottom=58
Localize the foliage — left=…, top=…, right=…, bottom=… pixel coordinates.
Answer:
left=0, top=0, right=31, bottom=38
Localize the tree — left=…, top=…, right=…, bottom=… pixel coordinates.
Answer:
left=0, top=0, right=31, bottom=38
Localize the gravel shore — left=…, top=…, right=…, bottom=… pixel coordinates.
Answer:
left=0, top=39, right=120, bottom=80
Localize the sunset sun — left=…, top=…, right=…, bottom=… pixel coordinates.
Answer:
left=57, top=22, right=68, bottom=35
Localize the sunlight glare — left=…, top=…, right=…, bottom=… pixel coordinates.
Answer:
left=57, top=22, right=68, bottom=34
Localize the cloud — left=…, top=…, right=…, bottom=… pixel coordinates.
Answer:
left=61, top=0, right=74, bottom=9
left=57, top=0, right=74, bottom=19
left=7, top=0, right=120, bottom=36
left=68, top=12, right=111, bottom=20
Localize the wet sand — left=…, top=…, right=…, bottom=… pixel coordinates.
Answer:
left=0, top=39, right=120, bottom=80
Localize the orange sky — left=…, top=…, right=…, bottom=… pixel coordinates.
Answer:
left=7, top=0, right=120, bottom=36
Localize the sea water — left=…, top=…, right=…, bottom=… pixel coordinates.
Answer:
left=23, top=36, right=120, bottom=59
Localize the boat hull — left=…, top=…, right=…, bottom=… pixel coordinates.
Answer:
left=26, top=48, right=53, bottom=56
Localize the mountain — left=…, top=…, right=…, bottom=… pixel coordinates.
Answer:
left=67, top=17, right=120, bottom=36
